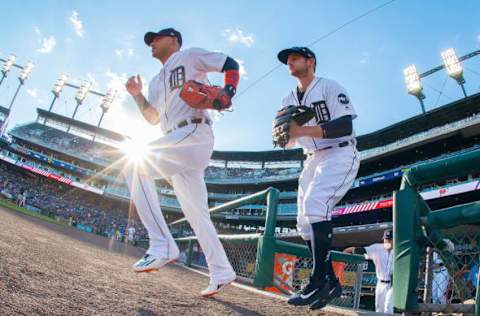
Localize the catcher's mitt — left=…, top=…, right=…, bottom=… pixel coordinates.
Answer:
left=180, top=80, right=232, bottom=111
left=272, top=105, right=315, bottom=148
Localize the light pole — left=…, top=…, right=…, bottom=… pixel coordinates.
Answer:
left=404, top=64, right=426, bottom=114
left=0, top=55, right=16, bottom=87
left=8, top=61, right=34, bottom=110
left=67, top=80, right=91, bottom=133
left=441, top=48, right=467, bottom=98
left=92, top=88, right=115, bottom=142
left=44, top=74, right=68, bottom=125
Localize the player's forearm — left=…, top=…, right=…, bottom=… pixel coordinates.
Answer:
left=133, top=94, right=159, bottom=125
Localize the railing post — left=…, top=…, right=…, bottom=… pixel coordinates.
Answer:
left=353, top=262, right=363, bottom=310
left=186, top=239, right=193, bottom=267
left=253, top=188, right=279, bottom=288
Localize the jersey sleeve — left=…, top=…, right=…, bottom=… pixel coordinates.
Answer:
left=364, top=244, right=379, bottom=261
left=188, top=47, right=228, bottom=73
left=325, top=79, right=357, bottom=120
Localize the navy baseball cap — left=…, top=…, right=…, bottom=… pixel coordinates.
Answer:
left=278, top=47, right=316, bottom=64
left=144, top=28, right=182, bottom=47
left=383, top=229, right=393, bottom=240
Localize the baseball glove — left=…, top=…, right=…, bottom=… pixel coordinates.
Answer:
left=272, top=105, right=315, bottom=148
left=180, top=80, right=232, bottom=111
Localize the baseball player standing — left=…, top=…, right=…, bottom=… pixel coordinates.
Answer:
left=124, top=27, right=239, bottom=297
left=276, top=47, right=360, bottom=310
left=345, top=229, right=394, bottom=314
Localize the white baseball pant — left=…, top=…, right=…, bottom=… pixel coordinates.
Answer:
left=122, top=122, right=235, bottom=283
left=297, top=143, right=359, bottom=240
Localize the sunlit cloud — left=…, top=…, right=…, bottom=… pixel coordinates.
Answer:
left=222, top=28, right=255, bottom=47
left=236, top=58, right=248, bottom=80
left=37, top=36, right=57, bottom=54
left=69, top=11, right=84, bottom=37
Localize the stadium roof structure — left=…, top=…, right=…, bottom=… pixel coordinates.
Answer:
left=0, top=105, right=10, bottom=116
left=36, top=108, right=127, bottom=142
left=356, top=91, right=480, bottom=150
left=212, top=92, right=480, bottom=162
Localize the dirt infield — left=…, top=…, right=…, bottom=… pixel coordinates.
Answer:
left=0, top=206, right=338, bottom=316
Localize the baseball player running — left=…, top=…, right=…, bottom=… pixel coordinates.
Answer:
left=124, top=27, right=239, bottom=297
left=273, top=47, right=360, bottom=310
left=345, top=229, right=394, bottom=314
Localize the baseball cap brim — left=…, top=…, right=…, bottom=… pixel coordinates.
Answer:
left=144, top=28, right=182, bottom=46
left=144, top=32, right=160, bottom=46
left=278, top=47, right=316, bottom=64
left=278, top=49, right=299, bottom=64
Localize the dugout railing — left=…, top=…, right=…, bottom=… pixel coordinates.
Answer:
left=171, top=187, right=365, bottom=310
left=394, top=147, right=480, bottom=315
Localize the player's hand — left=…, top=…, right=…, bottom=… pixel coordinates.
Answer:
left=126, top=75, right=143, bottom=97
left=288, top=121, right=303, bottom=137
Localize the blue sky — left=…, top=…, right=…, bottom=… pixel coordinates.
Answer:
left=0, top=0, right=479, bottom=151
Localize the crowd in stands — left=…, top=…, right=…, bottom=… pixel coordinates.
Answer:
left=10, top=123, right=121, bottom=165
left=0, top=161, right=147, bottom=242
left=205, top=165, right=301, bottom=180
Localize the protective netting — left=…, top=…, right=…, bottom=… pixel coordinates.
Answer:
left=175, top=236, right=259, bottom=281
left=418, top=225, right=479, bottom=310
left=291, top=255, right=363, bottom=309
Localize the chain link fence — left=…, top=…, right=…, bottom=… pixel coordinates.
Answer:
left=418, top=225, right=479, bottom=311
left=290, top=254, right=364, bottom=309
left=176, top=234, right=260, bottom=283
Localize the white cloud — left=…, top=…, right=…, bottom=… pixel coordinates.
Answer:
left=235, top=58, right=248, bottom=80
left=222, top=28, right=255, bottom=47
left=26, top=88, right=39, bottom=98
left=105, top=70, right=129, bottom=108
left=37, top=36, right=57, bottom=54
left=86, top=72, right=99, bottom=88
left=69, top=11, right=84, bottom=37
left=360, top=52, right=369, bottom=64
left=114, top=48, right=134, bottom=59
left=34, top=26, right=41, bottom=36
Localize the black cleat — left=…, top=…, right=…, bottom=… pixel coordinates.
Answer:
left=310, top=279, right=342, bottom=310
left=287, top=278, right=329, bottom=306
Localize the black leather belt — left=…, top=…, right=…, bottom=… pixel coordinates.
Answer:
left=380, top=280, right=391, bottom=284
left=166, top=118, right=211, bottom=134
left=308, top=139, right=355, bottom=156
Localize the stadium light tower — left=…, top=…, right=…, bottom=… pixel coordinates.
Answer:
left=92, top=89, right=115, bottom=142
left=8, top=61, right=34, bottom=110
left=0, top=54, right=16, bottom=87
left=67, top=80, right=91, bottom=132
left=441, top=48, right=467, bottom=98
left=44, top=74, right=68, bottom=125
left=404, top=64, right=426, bottom=114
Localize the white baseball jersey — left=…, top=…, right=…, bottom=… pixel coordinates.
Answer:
left=364, top=243, right=394, bottom=282
left=147, top=47, right=228, bottom=134
left=127, top=226, right=136, bottom=240
left=281, top=77, right=357, bottom=153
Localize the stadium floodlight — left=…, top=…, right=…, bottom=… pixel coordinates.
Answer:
left=67, top=80, right=92, bottom=132
left=8, top=61, right=34, bottom=110
left=44, top=74, right=69, bottom=125
left=441, top=48, right=467, bottom=97
left=93, top=89, right=116, bottom=141
left=100, top=88, right=115, bottom=113
left=18, top=61, right=34, bottom=83
left=404, top=65, right=426, bottom=114
left=0, top=54, right=16, bottom=86
left=52, top=73, right=68, bottom=97
left=75, top=80, right=91, bottom=104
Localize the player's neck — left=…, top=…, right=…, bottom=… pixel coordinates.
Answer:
left=297, top=74, right=315, bottom=92
left=159, top=49, right=178, bottom=64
